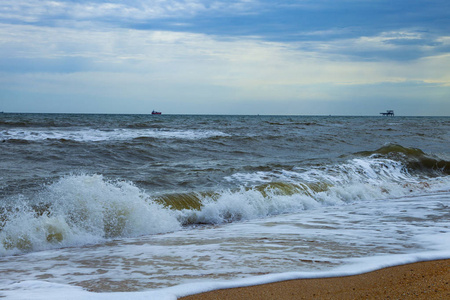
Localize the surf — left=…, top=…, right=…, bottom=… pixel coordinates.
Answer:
left=1, top=145, right=449, bottom=256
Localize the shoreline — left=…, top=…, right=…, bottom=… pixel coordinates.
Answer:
left=179, top=259, right=449, bottom=299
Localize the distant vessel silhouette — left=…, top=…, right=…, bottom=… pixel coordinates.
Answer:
left=151, top=110, right=161, bottom=115
left=380, top=110, right=394, bottom=116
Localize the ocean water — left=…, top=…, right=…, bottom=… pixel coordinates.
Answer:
left=0, top=113, right=449, bottom=299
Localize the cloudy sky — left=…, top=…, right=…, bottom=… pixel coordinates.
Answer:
left=0, top=0, right=449, bottom=115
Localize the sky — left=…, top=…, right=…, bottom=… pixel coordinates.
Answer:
left=0, top=0, right=449, bottom=115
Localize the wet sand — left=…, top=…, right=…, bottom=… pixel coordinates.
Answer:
left=180, top=259, right=449, bottom=299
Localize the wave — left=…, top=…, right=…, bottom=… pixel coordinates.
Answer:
left=264, top=121, right=319, bottom=126
left=2, top=148, right=449, bottom=256
left=357, top=144, right=450, bottom=175
left=0, top=128, right=230, bottom=142
left=0, top=175, right=180, bottom=256
left=0, top=119, right=70, bottom=128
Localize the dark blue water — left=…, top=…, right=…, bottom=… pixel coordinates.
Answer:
left=2, top=114, right=449, bottom=198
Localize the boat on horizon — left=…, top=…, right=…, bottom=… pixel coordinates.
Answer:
left=151, top=110, right=161, bottom=115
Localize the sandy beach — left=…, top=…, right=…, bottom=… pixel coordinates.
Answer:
left=180, top=259, right=449, bottom=299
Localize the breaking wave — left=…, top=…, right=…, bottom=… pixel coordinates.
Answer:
left=1, top=145, right=449, bottom=256
left=0, top=128, right=229, bottom=142
left=0, top=175, right=180, bottom=256
left=357, top=144, right=450, bottom=175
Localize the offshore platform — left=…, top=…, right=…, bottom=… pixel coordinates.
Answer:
left=380, top=110, right=394, bottom=116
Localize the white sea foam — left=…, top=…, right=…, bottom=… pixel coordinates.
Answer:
left=203, top=157, right=437, bottom=225
left=1, top=239, right=449, bottom=300
left=178, top=188, right=322, bottom=225
left=2, top=157, right=449, bottom=256
left=0, top=175, right=180, bottom=256
left=0, top=191, right=449, bottom=298
left=0, top=128, right=229, bottom=142
left=226, top=157, right=412, bottom=187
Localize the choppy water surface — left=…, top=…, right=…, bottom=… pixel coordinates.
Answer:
left=0, top=114, right=449, bottom=297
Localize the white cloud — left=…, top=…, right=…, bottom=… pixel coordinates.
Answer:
left=298, top=29, right=449, bottom=61
left=1, top=23, right=450, bottom=85
left=1, top=21, right=449, bottom=114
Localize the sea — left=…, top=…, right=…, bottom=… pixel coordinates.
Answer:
left=0, top=113, right=449, bottom=299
